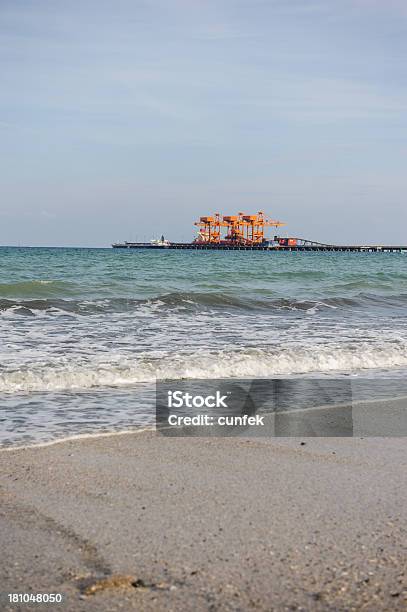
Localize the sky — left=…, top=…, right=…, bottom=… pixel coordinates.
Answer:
left=1, top=0, right=406, bottom=246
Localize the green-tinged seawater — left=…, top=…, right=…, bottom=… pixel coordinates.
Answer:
left=1, top=246, right=407, bottom=446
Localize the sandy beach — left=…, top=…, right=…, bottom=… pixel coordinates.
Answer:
left=0, top=431, right=406, bottom=611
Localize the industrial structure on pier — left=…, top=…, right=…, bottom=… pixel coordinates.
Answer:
left=194, top=211, right=285, bottom=246
left=112, top=211, right=407, bottom=252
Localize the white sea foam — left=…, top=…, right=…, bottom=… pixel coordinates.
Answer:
left=0, top=426, right=154, bottom=452
left=1, top=343, right=407, bottom=393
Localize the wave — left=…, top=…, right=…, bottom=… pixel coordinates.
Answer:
left=1, top=291, right=407, bottom=316
left=1, top=342, right=407, bottom=393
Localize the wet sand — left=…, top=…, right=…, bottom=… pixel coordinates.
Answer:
left=0, top=431, right=406, bottom=611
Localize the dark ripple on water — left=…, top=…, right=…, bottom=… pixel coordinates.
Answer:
left=2, top=291, right=407, bottom=316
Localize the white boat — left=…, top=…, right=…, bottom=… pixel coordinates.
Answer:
left=150, top=236, right=171, bottom=247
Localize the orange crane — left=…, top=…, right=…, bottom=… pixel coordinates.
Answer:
left=194, top=213, right=225, bottom=243
left=240, top=211, right=285, bottom=244
left=195, top=211, right=285, bottom=245
left=223, top=215, right=244, bottom=243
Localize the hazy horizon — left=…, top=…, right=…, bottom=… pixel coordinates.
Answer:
left=1, top=0, right=406, bottom=247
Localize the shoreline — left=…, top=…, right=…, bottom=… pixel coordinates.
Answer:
left=1, top=430, right=406, bottom=610
left=0, top=426, right=155, bottom=453
left=2, top=392, right=407, bottom=450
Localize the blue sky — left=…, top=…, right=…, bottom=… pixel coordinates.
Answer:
left=1, top=0, right=406, bottom=246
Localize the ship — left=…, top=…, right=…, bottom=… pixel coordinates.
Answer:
left=112, top=235, right=171, bottom=249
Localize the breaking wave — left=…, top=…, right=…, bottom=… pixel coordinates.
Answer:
left=2, top=291, right=407, bottom=315
left=2, top=342, right=407, bottom=393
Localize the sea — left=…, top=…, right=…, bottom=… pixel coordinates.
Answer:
left=1, top=246, right=407, bottom=446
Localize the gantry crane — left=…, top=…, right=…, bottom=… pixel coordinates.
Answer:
left=194, top=211, right=285, bottom=245
left=194, top=213, right=227, bottom=243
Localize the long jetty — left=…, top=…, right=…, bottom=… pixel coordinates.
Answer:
left=112, top=242, right=407, bottom=253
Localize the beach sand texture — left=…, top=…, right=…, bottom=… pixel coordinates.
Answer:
left=1, top=431, right=406, bottom=611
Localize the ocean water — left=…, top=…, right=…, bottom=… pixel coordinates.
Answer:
left=1, top=246, right=407, bottom=446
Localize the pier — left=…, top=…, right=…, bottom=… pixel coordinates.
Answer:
left=112, top=211, right=407, bottom=253
left=112, top=242, right=407, bottom=253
